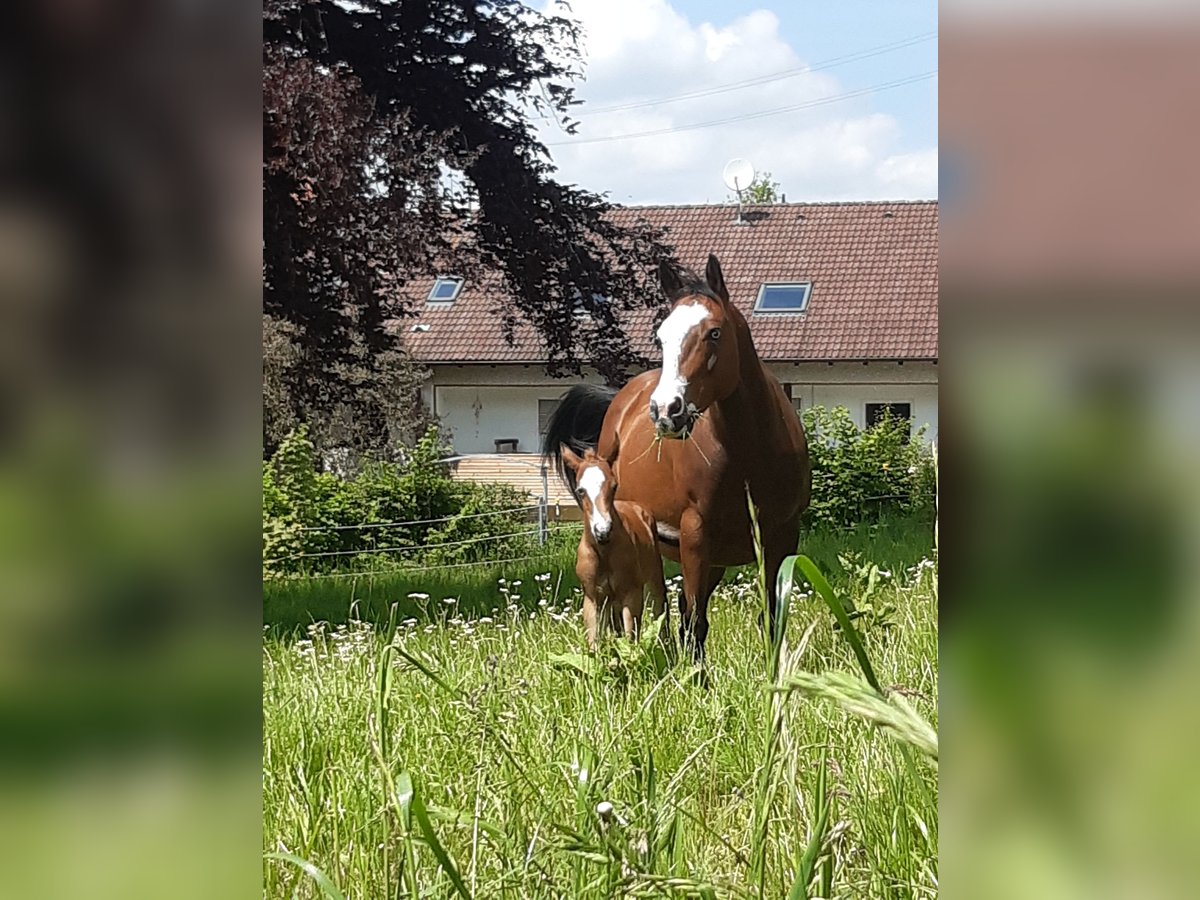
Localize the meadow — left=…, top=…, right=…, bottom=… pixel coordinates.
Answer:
left=263, top=514, right=937, bottom=898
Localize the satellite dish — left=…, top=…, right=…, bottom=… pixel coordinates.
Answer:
left=722, top=158, right=755, bottom=193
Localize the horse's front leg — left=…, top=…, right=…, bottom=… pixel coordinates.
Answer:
left=762, top=516, right=801, bottom=644
left=678, top=510, right=716, bottom=663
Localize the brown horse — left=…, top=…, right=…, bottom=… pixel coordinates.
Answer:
left=545, top=254, right=811, bottom=661
left=559, top=446, right=667, bottom=649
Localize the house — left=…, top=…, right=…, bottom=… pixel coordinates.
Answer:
left=400, top=200, right=937, bottom=503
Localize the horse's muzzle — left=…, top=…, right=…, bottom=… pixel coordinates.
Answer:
left=650, top=397, right=693, bottom=438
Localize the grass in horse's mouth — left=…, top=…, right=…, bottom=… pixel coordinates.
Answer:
left=654, top=409, right=702, bottom=441
left=643, top=409, right=706, bottom=463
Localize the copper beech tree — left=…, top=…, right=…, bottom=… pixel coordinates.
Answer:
left=264, top=0, right=674, bottom=454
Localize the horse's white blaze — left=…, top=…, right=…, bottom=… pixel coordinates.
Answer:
left=651, top=302, right=709, bottom=415
left=579, top=465, right=611, bottom=537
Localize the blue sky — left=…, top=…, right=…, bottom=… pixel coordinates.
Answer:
left=681, top=0, right=938, bottom=153
left=536, top=0, right=938, bottom=204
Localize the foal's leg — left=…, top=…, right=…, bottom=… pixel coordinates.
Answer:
left=582, top=593, right=600, bottom=651
left=621, top=601, right=638, bottom=641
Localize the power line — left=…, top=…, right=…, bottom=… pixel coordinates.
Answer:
left=265, top=552, right=576, bottom=581
left=547, top=70, right=937, bottom=147
left=288, top=503, right=541, bottom=534
left=581, top=31, right=936, bottom=116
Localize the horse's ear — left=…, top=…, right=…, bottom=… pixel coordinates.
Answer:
left=560, top=443, right=582, bottom=471
left=658, top=260, right=684, bottom=299
left=705, top=254, right=729, bottom=303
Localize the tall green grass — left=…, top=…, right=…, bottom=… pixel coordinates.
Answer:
left=263, top=514, right=937, bottom=897
left=263, top=543, right=582, bottom=633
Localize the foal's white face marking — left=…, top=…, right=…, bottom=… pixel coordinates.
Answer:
left=578, top=464, right=612, bottom=541
left=651, top=302, right=709, bottom=414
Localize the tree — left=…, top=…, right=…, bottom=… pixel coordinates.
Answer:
left=263, top=0, right=676, bottom=455
left=729, top=171, right=782, bottom=204
left=262, top=314, right=434, bottom=459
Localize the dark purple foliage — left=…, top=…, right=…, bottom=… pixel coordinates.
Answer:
left=264, top=0, right=676, bottom=452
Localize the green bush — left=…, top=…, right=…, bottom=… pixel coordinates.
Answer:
left=263, top=425, right=541, bottom=577
left=801, top=405, right=936, bottom=528
left=263, top=406, right=934, bottom=577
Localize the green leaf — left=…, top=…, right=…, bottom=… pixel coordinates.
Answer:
left=265, top=852, right=347, bottom=900
left=790, top=745, right=830, bottom=900
left=549, top=652, right=599, bottom=678
left=403, top=772, right=474, bottom=900
left=793, top=555, right=881, bottom=693
left=770, top=555, right=797, bottom=678
left=396, top=771, right=414, bottom=829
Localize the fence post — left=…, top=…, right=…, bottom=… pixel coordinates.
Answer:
left=539, top=463, right=549, bottom=546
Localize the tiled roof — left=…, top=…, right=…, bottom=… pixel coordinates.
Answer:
left=399, top=200, right=937, bottom=363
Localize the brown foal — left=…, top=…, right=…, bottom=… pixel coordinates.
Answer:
left=560, top=445, right=667, bottom=649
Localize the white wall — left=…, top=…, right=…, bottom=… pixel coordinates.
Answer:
left=433, top=384, right=573, bottom=455
left=425, top=365, right=603, bottom=455
left=427, top=361, right=937, bottom=454
left=768, top=362, right=939, bottom=443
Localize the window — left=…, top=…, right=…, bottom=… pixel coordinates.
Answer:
left=754, top=282, right=811, bottom=313
left=572, top=292, right=609, bottom=321
left=427, top=277, right=464, bottom=304
left=538, top=399, right=561, bottom=439
left=865, top=402, right=912, bottom=435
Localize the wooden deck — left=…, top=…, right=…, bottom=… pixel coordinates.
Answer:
left=446, top=453, right=581, bottom=520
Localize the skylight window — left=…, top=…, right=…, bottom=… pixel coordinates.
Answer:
left=754, top=282, right=811, bottom=314
left=427, top=277, right=464, bottom=304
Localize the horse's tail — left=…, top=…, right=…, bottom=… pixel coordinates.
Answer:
left=542, top=384, right=618, bottom=493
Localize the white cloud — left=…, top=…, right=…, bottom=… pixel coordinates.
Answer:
left=536, top=0, right=937, bottom=204
left=875, top=148, right=940, bottom=198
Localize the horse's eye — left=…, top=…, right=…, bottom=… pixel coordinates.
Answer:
left=708, top=327, right=721, bottom=341
left=575, top=487, right=585, bottom=500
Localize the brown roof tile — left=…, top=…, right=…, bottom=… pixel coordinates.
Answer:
left=400, top=200, right=937, bottom=363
